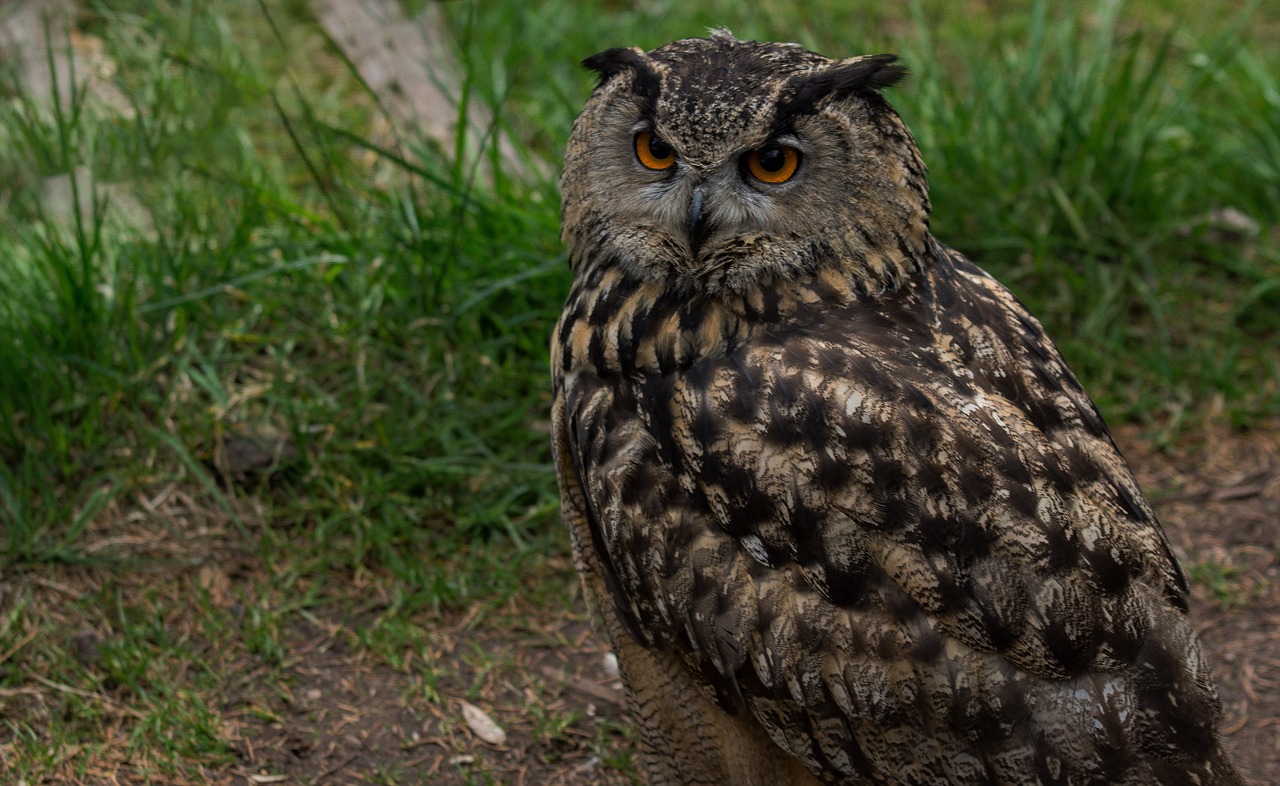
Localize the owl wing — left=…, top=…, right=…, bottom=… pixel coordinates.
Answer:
left=560, top=251, right=1219, bottom=781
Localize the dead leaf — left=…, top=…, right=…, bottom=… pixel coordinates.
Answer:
left=459, top=700, right=506, bottom=745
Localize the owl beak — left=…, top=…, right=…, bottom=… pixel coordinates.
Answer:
left=687, top=186, right=712, bottom=254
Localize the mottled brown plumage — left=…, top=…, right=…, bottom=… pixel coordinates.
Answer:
left=551, top=30, right=1245, bottom=786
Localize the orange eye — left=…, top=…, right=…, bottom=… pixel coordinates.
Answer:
left=635, top=130, right=677, bottom=171
left=744, top=145, right=801, bottom=184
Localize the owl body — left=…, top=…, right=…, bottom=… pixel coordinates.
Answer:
left=552, top=31, right=1244, bottom=786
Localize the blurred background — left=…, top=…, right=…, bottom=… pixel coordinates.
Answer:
left=0, top=1, right=1276, bottom=783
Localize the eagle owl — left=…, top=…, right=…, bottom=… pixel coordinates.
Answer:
left=551, top=31, right=1245, bottom=786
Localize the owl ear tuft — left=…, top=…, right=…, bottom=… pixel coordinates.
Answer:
left=582, top=47, right=661, bottom=105
left=780, top=54, right=908, bottom=118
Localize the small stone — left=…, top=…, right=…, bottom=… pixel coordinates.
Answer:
left=71, top=630, right=102, bottom=667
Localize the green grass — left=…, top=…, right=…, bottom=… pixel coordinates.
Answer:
left=0, top=0, right=568, bottom=575
left=0, top=0, right=1277, bottom=781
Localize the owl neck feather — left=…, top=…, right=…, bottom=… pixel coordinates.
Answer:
left=558, top=233, right=940, bottom=379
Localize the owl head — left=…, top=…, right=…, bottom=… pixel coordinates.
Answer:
left=560, top=30, right=932, bottom=296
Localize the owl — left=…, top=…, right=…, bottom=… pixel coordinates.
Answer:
left=551, top=30, right=1245, bottom=786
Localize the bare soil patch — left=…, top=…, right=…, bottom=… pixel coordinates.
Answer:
left=1117, top=422, right=1280, bottom=784
left=224, top=609, right=633, bottom=785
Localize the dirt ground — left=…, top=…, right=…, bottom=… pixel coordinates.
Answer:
left=2, top=422, right=1277, bottom=785
left=1117, top=422, right=1280, bottom=785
